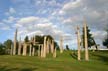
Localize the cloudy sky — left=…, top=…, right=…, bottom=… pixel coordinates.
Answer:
left=0, top=0, right=108, bottom=49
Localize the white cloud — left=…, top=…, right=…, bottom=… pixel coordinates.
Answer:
left=5, top=7, right=16, bottom=15
left=63, top=0, right=81, bottom=10
left=27, top=30, right=43, bottom=36
left=15, top=16, right=69, bottom=41
left=91, top=31, right=107, bottom=39
left=34, top=0, right=61, bottom=7
left=3, top=16, right=17, bottom=23
left=63, top=16, right=80, bottom=24
left=17, top=16, right=39, bottom=24
left=59, top=0, right=82, bottom=15
left=0, top=22, right=10, bottom=30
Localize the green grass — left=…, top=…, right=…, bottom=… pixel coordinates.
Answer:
left=0, top=50, right=108, bottom=71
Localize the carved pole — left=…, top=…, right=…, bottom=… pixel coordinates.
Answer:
left=32, top=36, right=35, bottom=56
left=10, top=44, right=13, bottom=55
left=13, top=29, right=17, bottom=55
left=43, top=36, right=47, bottom=58
left=29, top=44, right=32, bottom=56
left=84, top=19, right=89, bottom=61
left=46, top=39, right=49, bottom=54
left=18, top=37, right=21, bottom=55
left=76, top=26, right=81, bottom=61
left=53, top=47, right=56, bottom=58
left=32, top=47, right=35, bottom=56
left=41, top=45, right=44, bottom=57
left=38, top=45, right=41, bottom=57
left=51, top=40, right=54, bottom=54
left=60, top=36, right=63, bottom=53
left=22, top=43, right=27, bottom=56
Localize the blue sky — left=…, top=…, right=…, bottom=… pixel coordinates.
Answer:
left=0, top=0, right=108, bottom=49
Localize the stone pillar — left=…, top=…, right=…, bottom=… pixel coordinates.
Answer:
left=22, top=43, right=27, bottom=56
left=32, top=47, right=35, bottom=56
left=53, top=48, right=56, bottom=58
left=84, top=19, right=89, bottom=61
left=43, top=36, right=47, bottom=58
left=60, top=36, right=63, bottom=53
left=76, top=26, right=81, bottom=61
left=13, top=29, right=17, bottom=55
left=18, top=37, right=21, bottom=55
left=29, top=44, right=32, bottom=56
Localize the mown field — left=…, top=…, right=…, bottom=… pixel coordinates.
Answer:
left=0, top=50, right=108, bottom=71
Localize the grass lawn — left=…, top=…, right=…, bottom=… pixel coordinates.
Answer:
left=0, top=50, right=108, bottom=71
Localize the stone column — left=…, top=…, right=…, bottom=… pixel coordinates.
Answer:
left=13, top=29, right=17, bottom=55
left=60, top=36, right=63, bottom=53
left=84, top=19, right=89, bottom=61
left=18, top=37, right=21, bottom=55
left=22, top=43, right=27, bottom=56
left=53, top=48, right=56, bottom=58
left=43, top=36, right=47, bottom=58
left=76, top=26, right=81, bottom=61
left=29, top=44, right=32, bottom=56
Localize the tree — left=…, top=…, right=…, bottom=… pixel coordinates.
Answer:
left=4, top=39, right=12, bottom=49
left=54, top=41, right=59, bottom=50
left=46, top=35, right=59, bottom=49
left=4, top=39, right=13, bottom=54
left=25, top=35, right=59, bottom=50
left=66, top=44, right=70, bottom=50
left=35, top=35, right=43, bottom=44
left=24, top=36, right=29, bottom=42
left=103, top=30, right=108, bottom=48
left=0, top=43, right=6, bottom=55
left=82, top=26, right=96, bottom=48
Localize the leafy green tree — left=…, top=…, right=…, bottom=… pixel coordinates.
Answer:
left=4, top=39, right=13, bottom=54
left=24, top=36, right=29, bottom=42
left=66, top=44, right=70, bottom=50
left=35, top=35, right=59, bottom=49
left=54, top=41, right=59, bottom=50
left=46, top=35, right=59, bottom=49
left=0, top=43, right=6, bottom=55
left=103, top=30, right=108, bottom=48
left=35, top=35, right=43, bottom=44
left=103, top=39, right=108, bottom=48
left=4, top=39, right=12, bottom=49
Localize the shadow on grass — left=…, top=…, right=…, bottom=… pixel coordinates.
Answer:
left=91, top=53, right=108, bottom=65
left=70, top=52, right=77, bottom=60
left=0, top=66, right=37, bottom=71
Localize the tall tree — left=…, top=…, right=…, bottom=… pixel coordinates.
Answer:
left=0, top=43, right=6, bottom=55
left=54, top=41, right=59, bottom=50
left=35, top=35, right=59, bottom=49
left=82, top=26, right=96, bottom=48
left=24, top=36, right=29, bottom=42
left=4, top=39, right=13, bottom=54
left=66, top=44, right=70, bottom=50
left=35, top=35, right=43, bottom=44
left=103, top=30, right=108, bottom=48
